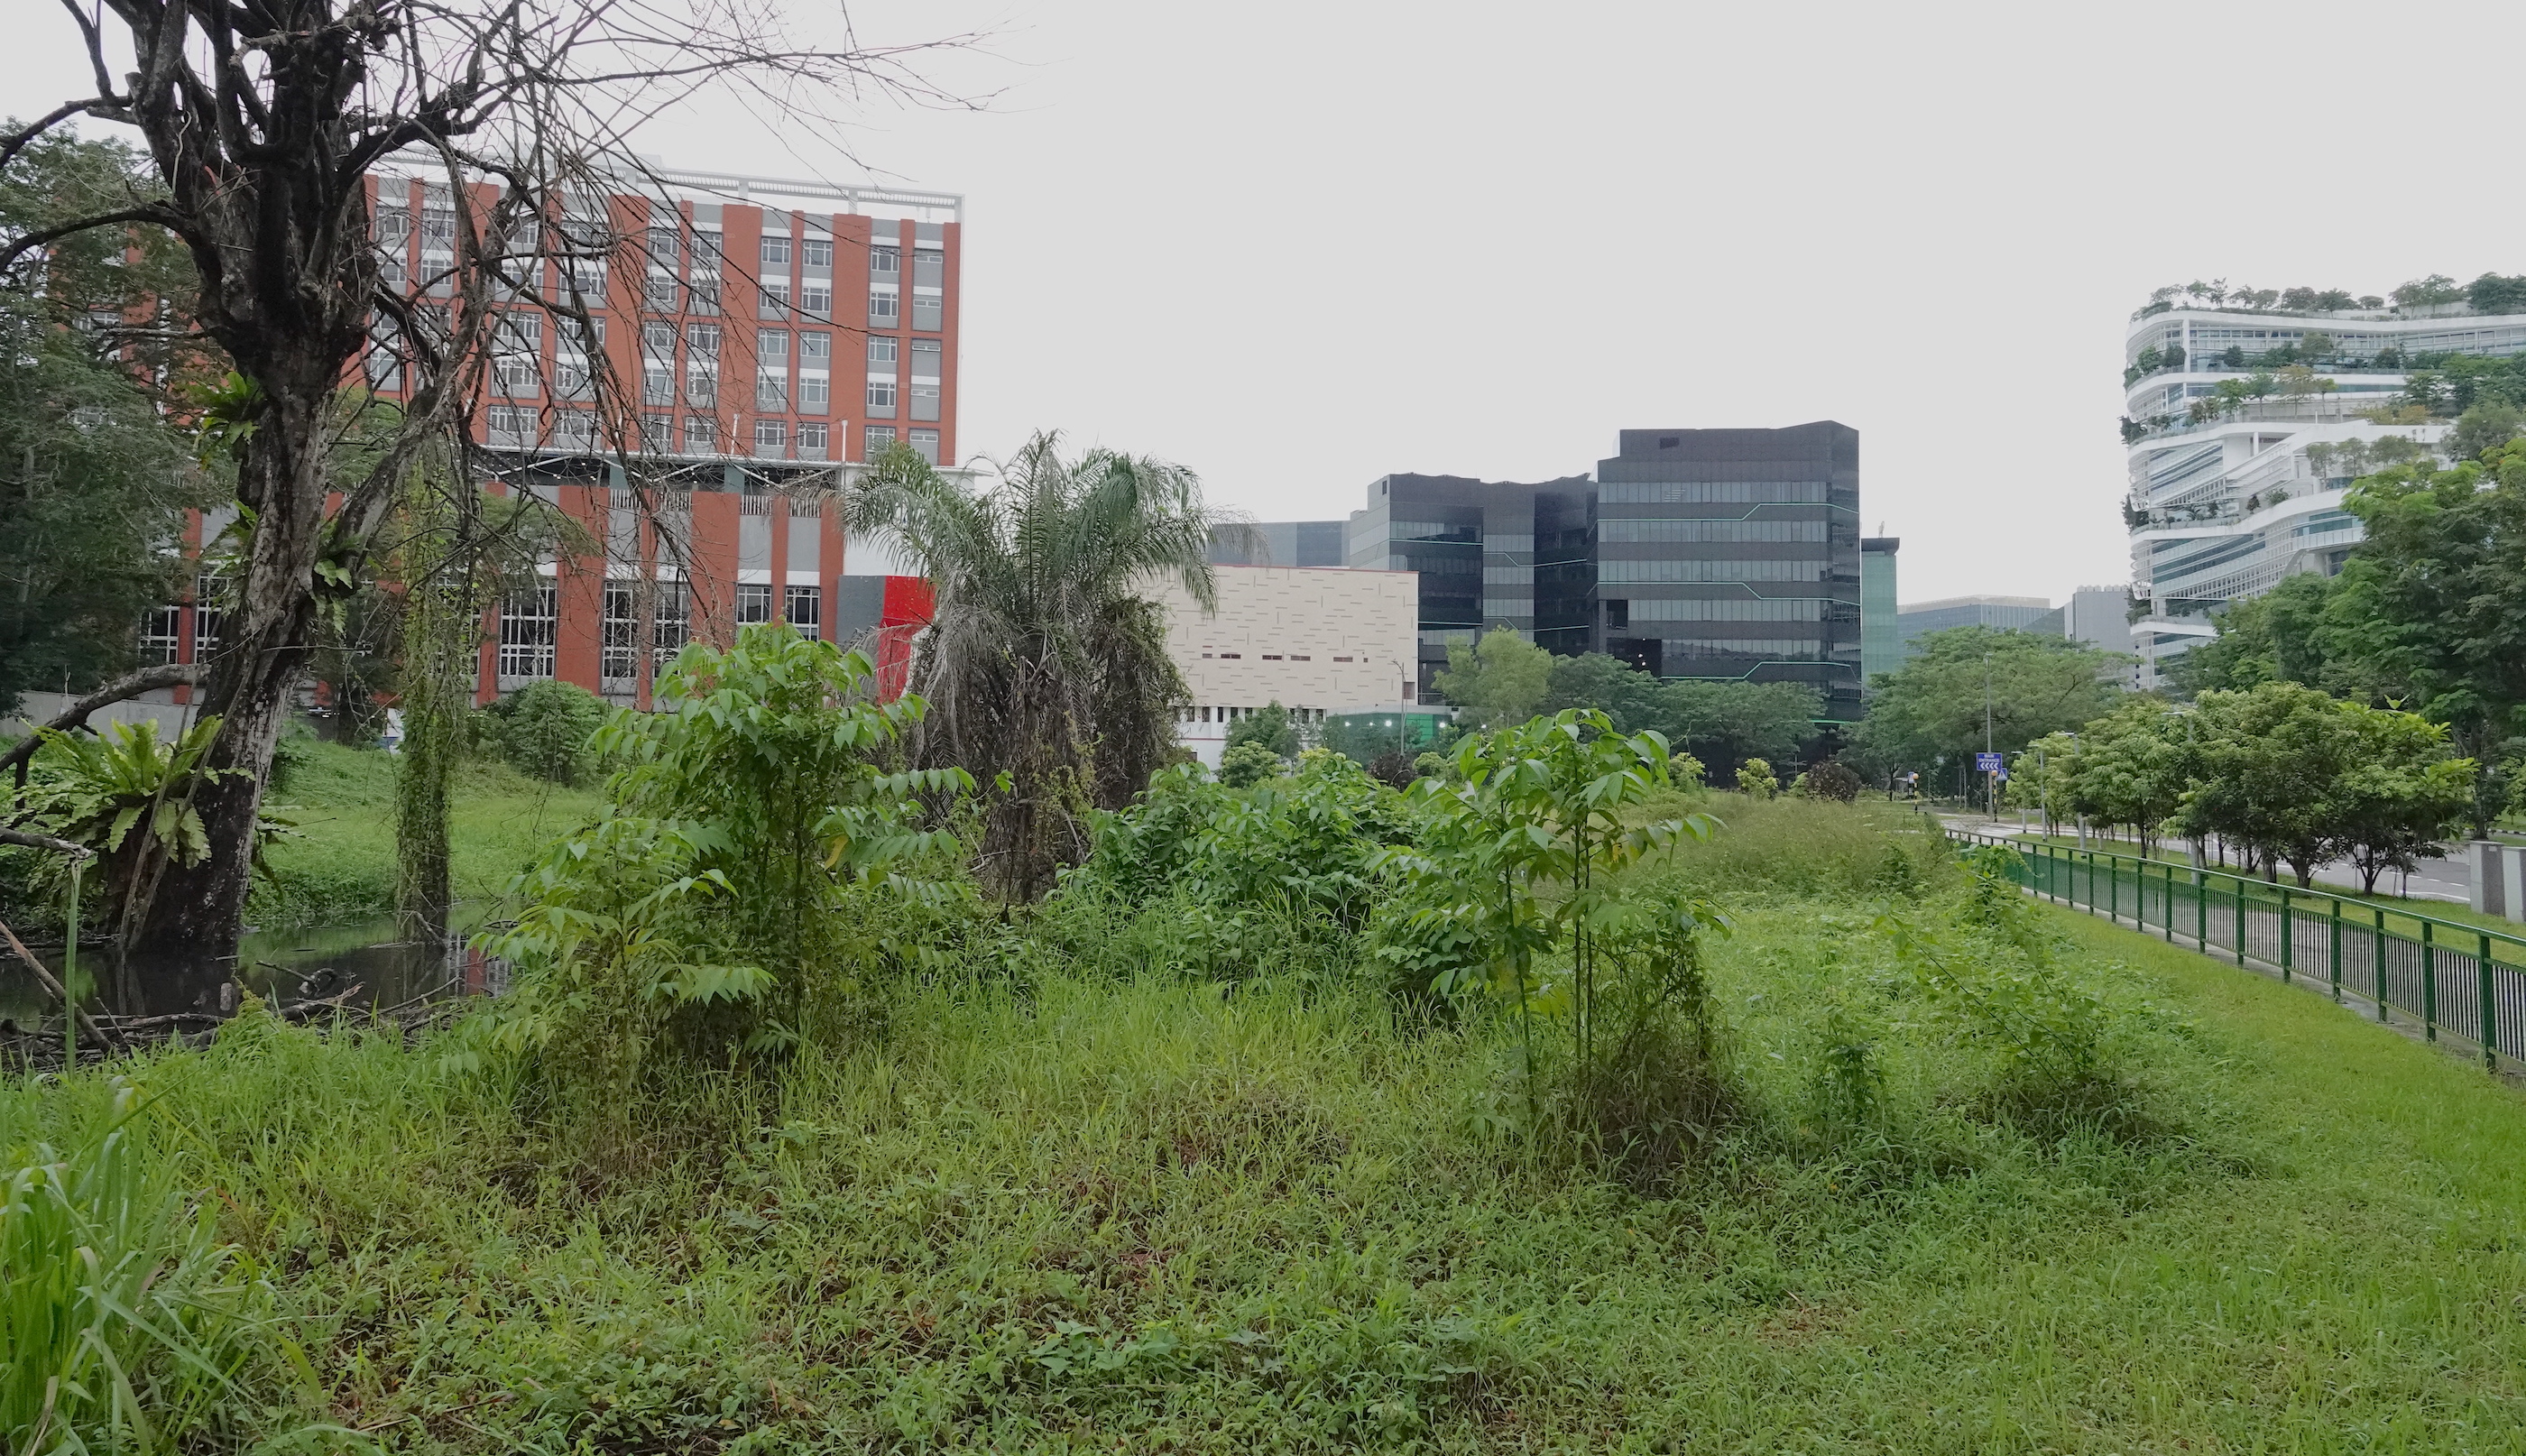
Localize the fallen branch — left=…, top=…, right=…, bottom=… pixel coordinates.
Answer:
left=0, top=916, right=120, bottom=1051
left=4, top=663, right=206, bottom=782
left=0, top=827, right=93, bottom=858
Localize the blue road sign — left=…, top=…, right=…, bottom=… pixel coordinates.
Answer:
left=1975, top=751, right=2004, bottom=772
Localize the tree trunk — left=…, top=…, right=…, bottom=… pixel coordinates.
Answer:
left=124, top=396, right=332, bottom=974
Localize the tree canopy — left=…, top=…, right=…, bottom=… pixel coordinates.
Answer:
left=1849, top=627, right=2125, bottom=790
left=0, top=130, right=217, bottom=716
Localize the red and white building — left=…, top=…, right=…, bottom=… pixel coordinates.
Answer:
left=145, top=161, right=963, bottom=713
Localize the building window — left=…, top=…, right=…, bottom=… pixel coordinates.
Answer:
left=862, top=424, right=894, bottom=458
left=908, top=428, right=938, bottom=465
left=801, top=236, right=832, bottom=269
left=191, top=574, right=224, bottom=660
left=374, top=207, right=410, bottom=287
left=796, top=421, right=828, bottom=460
left=641, top=320, right=676, bottom=405
left=554, top=410, right=596, bottom=452
left=868, top=290, right=898, bottom=327
left=641, top=413, right=672, bottom=454
left=498, top=584, right=558, bottom=678
left=554, top=317, right=602, bottom=400
left=871, top=244, right=899, bottom=276
left=760, top=234, right=791, bottom=268
left=799, top=282, right=831, bottom=318
left=642, top=272, right=678, bottom=312
left=759, top=277, right=789, bottom=316
left=911, top=295, right=942, bottom=331
left=908, top=336, right=940, bottom=378
left=908, top=382, right=939, bottom=421
left=602, top=584, right=635, bottom=680
left=683, top=322, right=719, bottom=406
left=493, top=312, right=542, bottom=396
left=651, top=579, right=689, bottom=672
left=783, top=583, right=820, bottom=635
left=485, top=404, right=538, bottom=448
left=912, top=248, right=944, bottom=286
left=866, top=378, right=896, bottom=412
left=737, top=581, right=773, bottom=624
left=797, top=331, right=829, bottom=414
left=753, top=418, right=788, bottom=456
left=139, top=604, right=180, bottom=665
left=867, top=336, right=898, bottom=368
left=682, top=414, right=717, bottom=454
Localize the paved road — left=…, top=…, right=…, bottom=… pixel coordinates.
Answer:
left=1941, top=814, right=2475, bottom=906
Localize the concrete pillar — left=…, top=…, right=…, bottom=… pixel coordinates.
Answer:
left=2472, top=841, right=2509, bottom=918
left=2504, top=844, right=2526, bottom=926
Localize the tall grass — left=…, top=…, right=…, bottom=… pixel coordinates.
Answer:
left=2, top=1081, right=277, bottom=1454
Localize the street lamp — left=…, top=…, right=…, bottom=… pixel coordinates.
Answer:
left=1388, top=658, right=1410, bottom=759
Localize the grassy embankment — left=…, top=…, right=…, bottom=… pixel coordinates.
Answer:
left=248, top=742, right=602, bottom=928
left=8, top=797, right=2526, bottom=1451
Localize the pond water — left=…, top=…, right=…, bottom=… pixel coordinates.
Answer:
left=0, top=905, right=506, bottom=1030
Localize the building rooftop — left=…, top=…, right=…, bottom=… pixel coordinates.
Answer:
left=1897, top=594, right=2049, bottom=613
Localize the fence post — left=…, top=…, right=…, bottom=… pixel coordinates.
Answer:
left=2164, top=860, right=2176, bottom=943
left=2195, top=867, right=2208, bottom=950
left=2280, top=888, right=2292, bottom=985
left=2479, top=931, right=2498, bottom=1073
left=2328, top=898, right=2342, bottom=1004
left=2235, top=876, right=2247, bottom=968
left=2109, top=852, right=2119, bottom=926
left=2422, top=920, right=2438, bottom=1043
left=2374, top=907, right=2388, bottom=1023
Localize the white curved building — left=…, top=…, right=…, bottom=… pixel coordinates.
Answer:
left=2122, top=298, right=2526, bottom=686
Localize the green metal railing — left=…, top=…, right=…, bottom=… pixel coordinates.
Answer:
left=1943, top=826, right=2526, bottom=1072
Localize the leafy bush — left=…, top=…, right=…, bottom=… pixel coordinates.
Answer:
left=1066, top=751, right=1414, bottom=976
left=1736, top=757, right=1778, bottom=798
left=1800, top=758, right=1862, bottom=802
left=1216, top=740, right=1283, bottom=788
left=1373, top=711, right=1731, bottom=1182
left=465, top=625, right=969, bottom=1138
left=475, top=678, right=606, bottom=784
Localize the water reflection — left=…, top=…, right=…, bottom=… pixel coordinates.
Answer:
left=0, top=904, right=506, bottom=1030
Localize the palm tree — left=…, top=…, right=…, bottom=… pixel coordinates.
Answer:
left=845, top=433, right=1248, bottom=900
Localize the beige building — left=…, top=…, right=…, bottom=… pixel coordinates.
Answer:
left=1148, top=565, right=1418, bottom=767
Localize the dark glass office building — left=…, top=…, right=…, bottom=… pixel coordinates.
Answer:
left=1347, top=473, right=1591, bottom=702
left=1207, top=520, right=1347, bottom=567
left=1341, top=422, right=1862, bottom=721
left=1594, top=422, right=1862, bottom=721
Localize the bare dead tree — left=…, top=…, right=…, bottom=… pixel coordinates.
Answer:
left=4, top=0, right=978, bottom=974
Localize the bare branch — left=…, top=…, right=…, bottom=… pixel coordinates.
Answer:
left=0, top=97, right=124, bottom=172
left=2, top=663, right=207, bottom=781
left=0, top=205, right=188, bottom=281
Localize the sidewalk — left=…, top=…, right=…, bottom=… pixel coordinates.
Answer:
left=1934, top=812, right=2473, bottom=906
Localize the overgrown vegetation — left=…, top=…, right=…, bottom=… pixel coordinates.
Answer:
left=13, top=645, right=2526, bottom=1451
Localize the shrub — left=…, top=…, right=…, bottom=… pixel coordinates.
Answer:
left=1216, top=740, right=1284, bottom=788
left=1736, top=757, right=1778, bottom=798
left=475, top=678, right=606, bottom=784
left=464, top=625, right=969, bottom=1139
left=1801, top=758, right=1863, bottom=802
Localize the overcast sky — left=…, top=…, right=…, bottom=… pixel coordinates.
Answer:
left=11, top=1, right=2525, bottom=604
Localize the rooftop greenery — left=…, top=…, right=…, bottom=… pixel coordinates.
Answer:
left=2131, top=272, right=2526, bottom=321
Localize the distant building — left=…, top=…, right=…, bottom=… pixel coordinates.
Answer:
left=1860, top=537, right=1899, bottom=688
left=2122, top=289, right=2526, bottom=687
left=1149, top=565, right=1418, bottom=769
left=1209, top=521, right=1347, bottom=567
left=1892, top=594, right=2054, bottom=668
left=1346, top=422, right=1864, bottom=721
left=1347, top=473, right=1591, bottom=703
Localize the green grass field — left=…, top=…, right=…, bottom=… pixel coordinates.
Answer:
left=248, top=742, right=603, bottom=927
left=10, top=797, right=2525, bottom=1451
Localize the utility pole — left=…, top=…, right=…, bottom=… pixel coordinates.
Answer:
left=1984, top=651, right=1996, bottom=821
